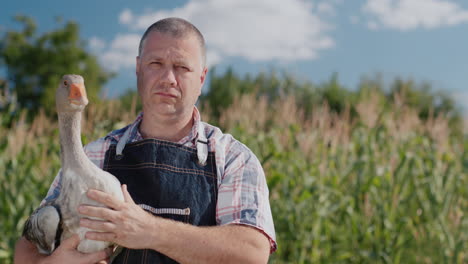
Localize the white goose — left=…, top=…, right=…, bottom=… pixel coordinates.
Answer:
left=23, top=74, right=124, bottom=254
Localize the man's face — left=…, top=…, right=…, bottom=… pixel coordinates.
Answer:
left=136, top=31, right=207, bottom=120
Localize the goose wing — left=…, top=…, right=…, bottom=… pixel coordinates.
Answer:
left=23, top=203, right=62, bottom=255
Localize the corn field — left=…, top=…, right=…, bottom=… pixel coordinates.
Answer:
left=0, top=92, right=467, bottom=263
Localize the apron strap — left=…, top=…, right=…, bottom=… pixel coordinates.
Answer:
left=115, top=126, right=132, bottom=159
left=196, top=121, right=208, bottom=166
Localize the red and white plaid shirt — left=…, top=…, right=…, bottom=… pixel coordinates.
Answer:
left=43, top=107, right=277, bottom=252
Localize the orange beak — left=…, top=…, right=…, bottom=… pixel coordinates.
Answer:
left=68, top=83, right=87, bottom=100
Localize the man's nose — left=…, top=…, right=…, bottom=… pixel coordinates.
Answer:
left=160, top=67, right=177, bottom=86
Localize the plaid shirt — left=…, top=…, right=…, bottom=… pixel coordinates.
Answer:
left=43, top=107, right=277, bottom=252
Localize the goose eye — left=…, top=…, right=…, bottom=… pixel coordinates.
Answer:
left=63, top=80, right=68, bottom=86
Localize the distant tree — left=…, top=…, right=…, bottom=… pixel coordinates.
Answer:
left=0, top=15, right=113, bottom=114
left=0, top=77, right=8, bottom=108
left=201, top=69, right=463, bottom=135
left=201, top=67, right=310, bottom=119
left=389, top=78, right=458, bottom=118
left=201, top=67, right=242, bottom=119
left=316, top=73, right=354, bottom=113
left=118, top=88, right=142, bottom=113
left=388, top=78, right=463, bottom=136
left=200, top=69, right=352, bottom=119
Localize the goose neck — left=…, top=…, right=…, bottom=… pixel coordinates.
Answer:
left=58, top=111, right=88, bottom=170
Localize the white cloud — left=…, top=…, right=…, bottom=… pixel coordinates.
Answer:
left=119, top=9, right=133, bottom=25
left=317, top=2, right=336, bottom=16
left=89, top=37, right=105, bottom=51
left=367, top=21, right=379, bottom=30
left=362, top=0, right=468, bottom=31
left=98, top=34, right=140, bottom=70
left=206, top=50, right=222, bottom=68
left=100, top=0, right=336, bottom=70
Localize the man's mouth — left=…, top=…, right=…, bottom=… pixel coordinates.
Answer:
left=155, top=92, right=177, bottom=98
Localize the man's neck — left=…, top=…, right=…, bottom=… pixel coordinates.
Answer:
left=139, top=110, right=194, bottom=142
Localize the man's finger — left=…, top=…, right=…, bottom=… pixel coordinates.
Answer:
left=87, top=189, right=122, bottom=209
left=61, top=234, right=81, bottom=249
left=85, top=231, right=117, bottom=242
left=78, top=205, right=118, bottom=221
left=122, top=184, right=135, bottom=204
left=80, top=218, right=117, bottom=232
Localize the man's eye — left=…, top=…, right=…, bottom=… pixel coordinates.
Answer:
left=176, top=65, right=189, bottom=71
left=150, top=61, right=162, bottom=65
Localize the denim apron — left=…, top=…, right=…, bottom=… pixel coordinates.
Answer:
left=103, top=122, right=217, bottom=263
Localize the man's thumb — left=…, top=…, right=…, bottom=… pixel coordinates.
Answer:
left=62, top=234, right=81, bottom=249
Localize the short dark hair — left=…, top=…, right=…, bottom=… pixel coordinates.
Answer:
left=138, top=17, right=206, bottom=67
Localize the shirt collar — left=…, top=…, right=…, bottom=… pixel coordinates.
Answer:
left=177, top=106, right=201, bottom=145
left=108, top=107, right=202, bottom=145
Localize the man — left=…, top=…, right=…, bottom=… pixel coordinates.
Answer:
left=15, top=17, right=276, bottom=264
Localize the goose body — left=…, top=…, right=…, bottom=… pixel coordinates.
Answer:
left=23, top=74, right=124, bottom=254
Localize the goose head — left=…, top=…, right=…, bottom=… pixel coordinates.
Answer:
left=56, top=75, right=88, bottom=113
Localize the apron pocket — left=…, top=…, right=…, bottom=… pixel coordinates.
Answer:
left=138, top=204, right=191, bottom=223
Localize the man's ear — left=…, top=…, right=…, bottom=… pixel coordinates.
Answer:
left=200, top=67, right=208, bottom=86
left=136, top=56, right=140, bottom=75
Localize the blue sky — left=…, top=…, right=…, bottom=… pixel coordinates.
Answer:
left=1, top=0, right=467, bottom=113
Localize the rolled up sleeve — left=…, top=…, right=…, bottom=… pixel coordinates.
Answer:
left=216, top=142, right=277, bottom=253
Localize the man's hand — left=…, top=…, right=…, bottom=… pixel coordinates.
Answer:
left=14, top=234, right=110, bottom=264
left=77, top=185, right=270, bottom=264
left=45, top=235, right=110, bottom=264
left=78, top=184, right=156, bottom=249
